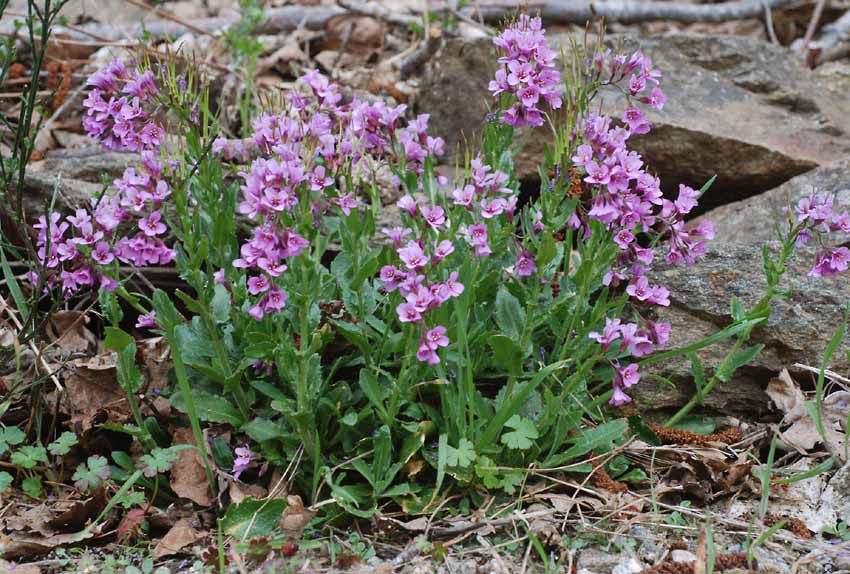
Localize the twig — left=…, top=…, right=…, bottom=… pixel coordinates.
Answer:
left=800, top=0, right=827, bottom=53
left=457, top=0, right=798, bottom=24
left=337, top=0, right=418, bottom=26
left=763, top=0, right=779, bottom=45
left=400, top=27, right=443, bottom=79
left=0, top=294, right=63, bottom=390
left=123, top=0, right=216, bottom=38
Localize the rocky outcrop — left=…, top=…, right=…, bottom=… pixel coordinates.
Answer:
left=637, top=242, right=850, bottom=417
left=696, top=158, right=850, bottom=243
left=418, top=33, right=850, bottom=211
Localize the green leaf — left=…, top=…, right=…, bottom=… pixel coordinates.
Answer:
left=241, top=418, right=284, bottom=443
left=479, top=360, right=570, bottom=450
left=171, top=390, right=244, bottom=426
left=47, top=431, right=78, bottom=456
left=488, top=334, right=524, bottom=374
left=11, top=445, right=47, bottom=469
left=22, top=476, right=42, bottom=499
left=104, top=327, right=135, bottom=353
left=716, top=344, right=764, bottom=382
left=544, top=420, right=628, bottom=468
left=689, top=352, right=706, bottom=404
left=671, top=416, right=716, bottom=435
left=0, top=242, right=28, bottom=321
left=0, top=426, right=26, bottom=455
left=500, top=415, right=539, bottom=450
left=495, top=286, right=526, bottom=340
left=445, top=438, right=476, bottom=468
left=210, top=284, right=232, bottom=324
left=0, top=471, right=13, bottom=493
left=72, top=455, right=110, bottom=492
left=221, top=497, right=287, bottom=539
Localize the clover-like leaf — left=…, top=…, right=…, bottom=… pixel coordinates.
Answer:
left=0, top=471, right=13, bottom=493
left=47, top=431, right=78, bottom=456
left=11, top=445, right=47, bottom=469
left=72, top=455, right=110, bottom=492
left=445, top=438, right=476, bottom=468
left=500, top=415, right=539, bottom=450
left=137, top=446, right=190, bottom=478
left=0, top=426, right=26, bottom=455
left=115, top=490, right=146, bottom=509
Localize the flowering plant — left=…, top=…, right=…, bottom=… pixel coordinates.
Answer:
left=24, top=15, right=849, bottom=516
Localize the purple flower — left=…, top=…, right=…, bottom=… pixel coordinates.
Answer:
left=233, top=445, right=254, bottom=480
left=810, top=247, right=850, bottom=277
left=515, top=250, right=536, bottom=278
left=136, top=311, right=158, bottom=329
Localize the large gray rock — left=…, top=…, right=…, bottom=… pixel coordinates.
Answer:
left=637, top=242, right=850, bottom=417
left=697, top=158, right=850, bottom=243
left=418, top=34, right=850, bottom=210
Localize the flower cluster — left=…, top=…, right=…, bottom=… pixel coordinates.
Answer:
left=82, top=59, right=162, bottom=152
left=488, top=15, right=563, bottom=128
left=230, top=70, right=446, bottom=321
left=790, top=194, right=850, bottom=277
left=589, top=317, right=670, bottom=405
left=30, top=63, right=174, bottom=299
left=551, top=50, right=716, bottom=405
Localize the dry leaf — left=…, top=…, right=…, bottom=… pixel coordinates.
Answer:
left=767, top=369, right=848, bottom=460
left=152, top=518, right=207, bottom=560
left=46, top=311, right=96, bottom=358
left=170, top=428, right=213, bottom=507
left=62, top=353, right=131, bottom=431
left=278, top=495, right=315, bottom=540
left=229, top=481, right=267, bottom=505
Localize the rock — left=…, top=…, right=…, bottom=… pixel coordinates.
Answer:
left=637, top=242, right=850, bottom=417
left=697, top=158, right=850, bottom=244
left=576, top=547, right=642, bottom=574
left=22, top=173, right=102, bottom=218
left=670, top=550, right=697, bottom=562
left=418, top=34, right=850, bottom=210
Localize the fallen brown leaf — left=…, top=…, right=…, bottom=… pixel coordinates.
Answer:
left=152, top=518, right=207, bottom=560
left=46, top=311, right=96, bottom=359
left=278, top=495, right=315, bottom=541
left=62, top=353, right=131, bottom=431
left=170, top=427, right=213, bottom=507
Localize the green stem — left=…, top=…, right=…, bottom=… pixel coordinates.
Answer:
left=664, top=230, right=802, bottom=427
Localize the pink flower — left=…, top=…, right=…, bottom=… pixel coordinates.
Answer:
left=396, top=301, right=422, bottom=323
left=445, top=272, right=465, bottom=297
left=139, top=211, right=167, bottom=236
left=515, top=250, right=536, bottom=278
left=416, top=342, right=440, bottom=365
left=589, top=317, right=621, bottom=349
left=425, top=325, right=450, bottom=350
left=433, top=240, right=455, bottom=263
left=380, top=265, right=402, bottom=292
left=398, top=241, right=429, bottom=270
left=91, top=242, right=114, bottom=265
left=263, top=287, right=287, bottom=312
left=421, top=205, right=446, bottom=229
left=333, top=192, right=358, bottom=216
left=247, top=275, right=270, bottom=295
